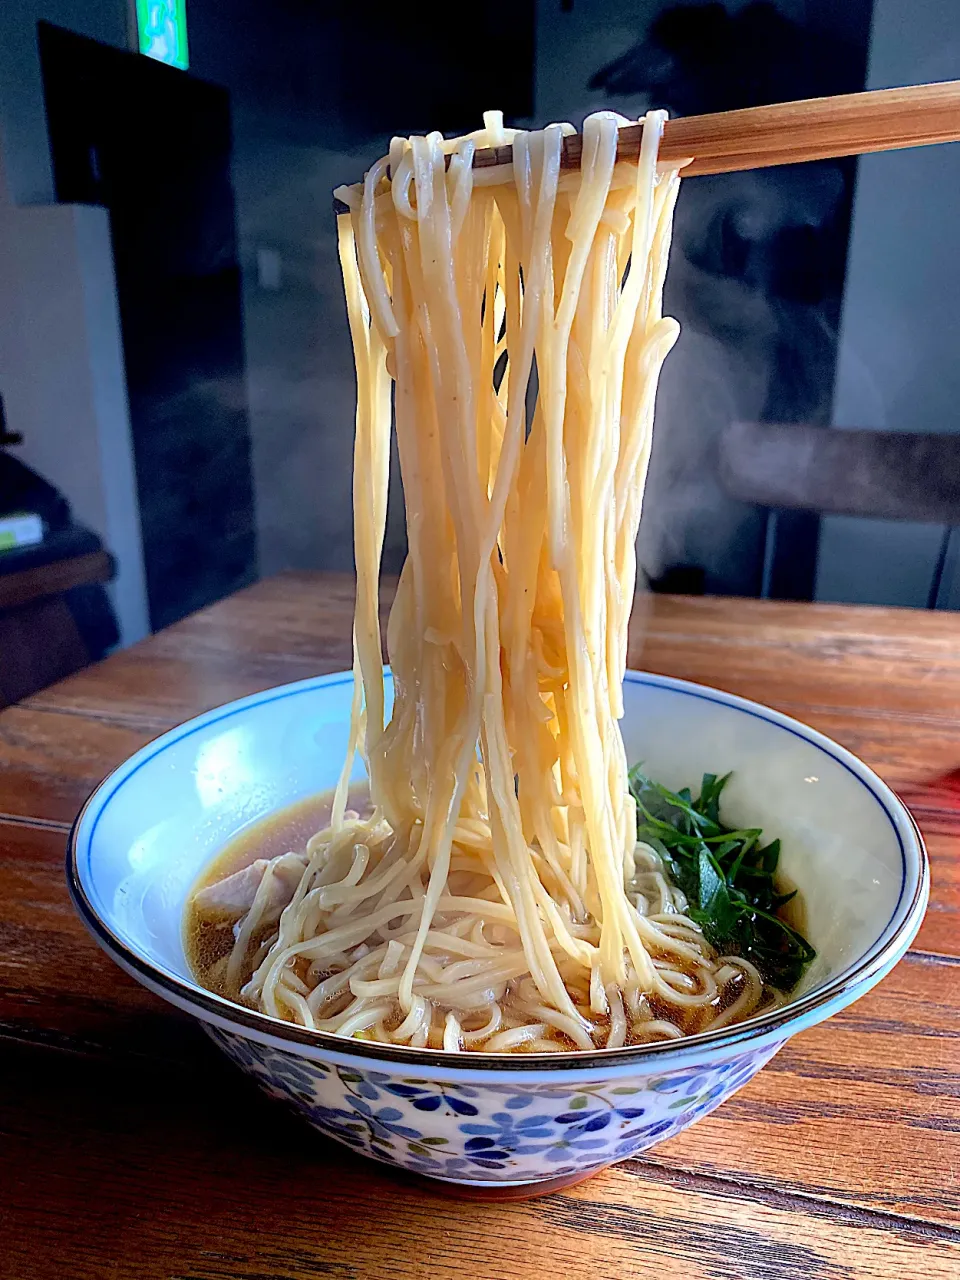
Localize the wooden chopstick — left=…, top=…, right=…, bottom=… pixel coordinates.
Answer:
left=334, top=80, right=960, bottom=212
left=477, top=80, right=960, bottom=177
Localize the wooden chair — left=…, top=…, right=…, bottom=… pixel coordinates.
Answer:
left=0, top=448, right=119, bottom=706
left=718, top=421, right=960, bottom=606
left=0, top=536, right=116, bottom=708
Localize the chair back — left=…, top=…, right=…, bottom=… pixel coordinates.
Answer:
left=719, top=422, right=960, bottom=525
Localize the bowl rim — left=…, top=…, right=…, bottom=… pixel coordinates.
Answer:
left=67, top=668, right=930, bottom=1073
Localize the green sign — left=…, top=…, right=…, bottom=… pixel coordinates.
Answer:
left=137, top=0, right=189, bottom=71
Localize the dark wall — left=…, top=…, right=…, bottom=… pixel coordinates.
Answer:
left=586, top=0, right=875, bottom=596
left=185, top=0, right=875, bottom=599
left=40, top=22, right=257, bottom=630
left=184, top=0, right=537, bottom=578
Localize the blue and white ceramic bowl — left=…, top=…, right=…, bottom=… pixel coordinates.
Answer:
left=68, top=671, right=928, bottom=1196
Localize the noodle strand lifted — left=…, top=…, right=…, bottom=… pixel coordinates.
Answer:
left=216, top=110, right=774, bottom=1051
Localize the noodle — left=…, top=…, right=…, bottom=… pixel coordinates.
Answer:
left=206, top=109, right=778, bottom=1052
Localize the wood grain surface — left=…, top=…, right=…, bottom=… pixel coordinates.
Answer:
left=2, top=571, right=959, bottom=1279
left=471, top=82, right=960, bottom=177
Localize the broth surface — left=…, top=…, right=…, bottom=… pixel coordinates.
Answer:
left=186, top=789, right=368, bottom=998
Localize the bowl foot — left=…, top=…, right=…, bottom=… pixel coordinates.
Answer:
left=413, top=1163, right=613, bottom=1202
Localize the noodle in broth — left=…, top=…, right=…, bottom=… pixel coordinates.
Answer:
left=186, top=109, right=792, bottom=1052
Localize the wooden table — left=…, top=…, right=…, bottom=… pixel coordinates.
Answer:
left=3, top=571, right=960, bottom=1278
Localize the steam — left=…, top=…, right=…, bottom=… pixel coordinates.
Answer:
left=229, top=133, right=407, bottom=578
left=637, top=162, right=847, bottom=595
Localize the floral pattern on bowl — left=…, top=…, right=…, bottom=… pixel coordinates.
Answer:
left=206, top=1026, right=782, bottom=1185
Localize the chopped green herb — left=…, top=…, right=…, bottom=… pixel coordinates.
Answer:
left=629, top=767, right=816, bottom=991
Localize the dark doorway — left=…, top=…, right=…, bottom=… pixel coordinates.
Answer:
left=39, top=21, right=257, bottom=631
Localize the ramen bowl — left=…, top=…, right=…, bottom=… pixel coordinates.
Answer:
left=68, top=671, right=928, bottom=1197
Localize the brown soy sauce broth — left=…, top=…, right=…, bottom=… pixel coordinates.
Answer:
left=185, top=789, right=368, bottom=1000
left=186, top=790, right=797, bottom=1047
